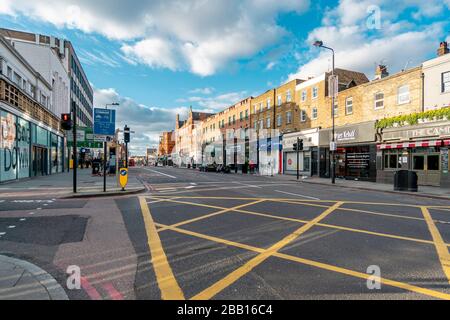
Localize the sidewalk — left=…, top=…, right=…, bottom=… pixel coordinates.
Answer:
left=0, top=255, right=68, bottom=300
left=0, top=168, right=145, bottom=198
left=273, top=174, right=450, bottom=200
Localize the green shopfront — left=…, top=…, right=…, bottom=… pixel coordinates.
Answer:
left=0, top=106, right=65, bottom=183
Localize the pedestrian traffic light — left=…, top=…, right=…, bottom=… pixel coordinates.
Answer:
left=124, top=125, right=130, bottom=143
left=61, top=113, right=72, bottom=131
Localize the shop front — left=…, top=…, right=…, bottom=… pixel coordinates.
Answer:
left=378, top=121, right=450, bottom=187
left=319, top=121, right=378, bottom=182
left=282, top=128, right=319, bottom=176
left=0, top=105, right=65, bottom=183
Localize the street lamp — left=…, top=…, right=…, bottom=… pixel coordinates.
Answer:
left=314, top=40, right=336, bottom=184
left=106, top=102, right=119, bottom=110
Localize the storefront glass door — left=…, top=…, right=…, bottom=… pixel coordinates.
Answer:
left=33, top=146, right=48, bottom=177
left=412, top=153, right=440, bottom=186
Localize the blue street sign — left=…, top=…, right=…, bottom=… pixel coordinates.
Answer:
left=94, top=108, right=116, bottom=136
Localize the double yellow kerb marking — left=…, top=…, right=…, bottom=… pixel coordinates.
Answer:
left=139, top=196, right=185, bottom=300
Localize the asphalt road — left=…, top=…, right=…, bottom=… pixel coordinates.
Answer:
left=1, top=166, right=450, bottom=300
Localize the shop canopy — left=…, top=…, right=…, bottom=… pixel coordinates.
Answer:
left=378, top=139, right=450, bottom=150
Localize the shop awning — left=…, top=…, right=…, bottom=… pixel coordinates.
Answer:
left=378, top=140, right=444, bottom=150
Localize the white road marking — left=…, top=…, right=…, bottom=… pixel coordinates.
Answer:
left=185, top=186, right=196, bottom=189
left=142, top=168, right=177, bottom=179
left=37, top=208, right=42, bottom=210
left=29, top=212, right=35, bottom=215
left=0, top=232, right=6, bottom=236
left=7, top=226, right=16, bottom=229
left=20, top=219, right=26, bottom=222
left=274, top=190, right=320, bottom=201
left=0, top=200, right=4, bottom=203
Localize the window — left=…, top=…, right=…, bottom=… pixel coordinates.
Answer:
left=398, top=85, right=410, bottom=104
left=374, top=92, right=384, bottom=109
left=383, top=150, right=401, bottom=170
left=312, top=87, right=318, bottom=99
left=252, top=105, right=257, bottom=114
left=286, top=111, right=292, bottom=124
left=277, top=115, right=282, bottom=127
left=41, top=94, right=47, bottom=107
left=259, top=103, right=263, bottom=112
left=312, top=107, right=318, bottom=120
left=277, top=95, right=282, bottom=106
left=301, top=90, right=307, bottom=102
left=300, top=110, right=307, bottom=122
left=228, top=117, right=231, bottom=125
left=443, top=71, right=450, bottom=93
left=267, top=99, right=271, bottom=109
left=259, top=120, right=264, bottom=130
left=245, top=110, right=249, bottom=119
left=7, top=66, right=12, bottom=79
left=345, top=97, right=353, bottom=115
left=286, top=90, right=292, bottom=102
left=30, top=84, right=36, bottom=98
left=413, top=155, right=424, bottom=170
left=266, top=117, right=271, bottom=128
left=232, top=115, right=236, bottom=124
left=240, top=112, right=243, bottom=121
left=13, top=72, right=22, bottom=86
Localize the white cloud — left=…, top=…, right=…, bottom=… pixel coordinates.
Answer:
left=0, top=0, right=310, bottom=76
left=189, top=87, right=215, bottom=95
left=288, top=1, right=450, bottom=81
left=121, top=38, right=179, bottom=71
left=94, top=87, right=189, bottom=155
left=178, top=91, right=249, bottom=112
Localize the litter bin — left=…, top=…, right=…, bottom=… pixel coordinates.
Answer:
left=394, top=170, right=418, bottom=192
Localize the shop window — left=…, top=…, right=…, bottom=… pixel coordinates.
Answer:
left=413, top=155, right=425, bottom=170
left=384, top=151, right=401, bottom=170
left=428, top=155, right=440, bottom=171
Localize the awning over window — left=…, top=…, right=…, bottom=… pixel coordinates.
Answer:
left=378, top=140, right=445, bottom=150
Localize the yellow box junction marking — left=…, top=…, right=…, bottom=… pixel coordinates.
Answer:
left=421, top=207, right=450, bottom=284
left=191, top=202, right=344, bottom=300
left=154, top=222, right=450, bottom=300
left=152, top=197, right=450, bottom=248
left=139, top=196, right=185, bottom=300
left=157, top=199, right=266, bottom=232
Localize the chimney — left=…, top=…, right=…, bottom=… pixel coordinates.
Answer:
left=176, top=114, right=180, bottom=129
left=437, top=41, right=449, bottom=57
left=374, top=65, right=389, bottom=80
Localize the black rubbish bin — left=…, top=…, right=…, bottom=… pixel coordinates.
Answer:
left=92, top=162, right=100, bottom=175
left=394, top=170, right=418, bottom=192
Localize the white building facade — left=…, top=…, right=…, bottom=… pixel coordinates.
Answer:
left=423, top=42, right=450, bottom=111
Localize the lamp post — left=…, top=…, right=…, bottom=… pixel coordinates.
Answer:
left=103, top=103, right=119, bottom=192
left=314, top=40, right=336, bottom=184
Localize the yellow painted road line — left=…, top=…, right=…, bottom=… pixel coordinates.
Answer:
left=191, top=202, right=344, bottom=300
left=155, top=222, right=450, bottom=300
left=139, top=196, right=185, bottom=300
left=157, top=200, right=266, bottom=232
left=421, top=207, right=450, bottom=284
left=149, top=195, right=426, bottom=208
left=155, top=198, right=449, bottom=248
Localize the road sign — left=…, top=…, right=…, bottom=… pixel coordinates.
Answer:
left=94, top=109, right=116, bottom=136
left=330, top=141, right=337, bottom=151
left=119, top=168, right=128, bottom=191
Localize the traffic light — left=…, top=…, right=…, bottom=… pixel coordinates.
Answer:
left=299, top=139, right=304, bottom=151
left=124, top=125, right=130, bottom=143
left=293, top=143, right=298, bottom=151
left=61, top=113, right=72, bottom=131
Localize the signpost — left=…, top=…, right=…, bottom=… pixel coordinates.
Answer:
left=119, top=168, right=128, bottom=191
left=94, top=108, right=116, bottom=192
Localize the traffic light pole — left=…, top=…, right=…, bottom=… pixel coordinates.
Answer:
left=72, top=103, right=77, bottom=193
left=297, top=137, right=300, bottom=181
left=103, top=141, right=107, bottom=192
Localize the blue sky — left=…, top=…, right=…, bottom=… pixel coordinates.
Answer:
left=1, top=0, right=449, bottom=153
